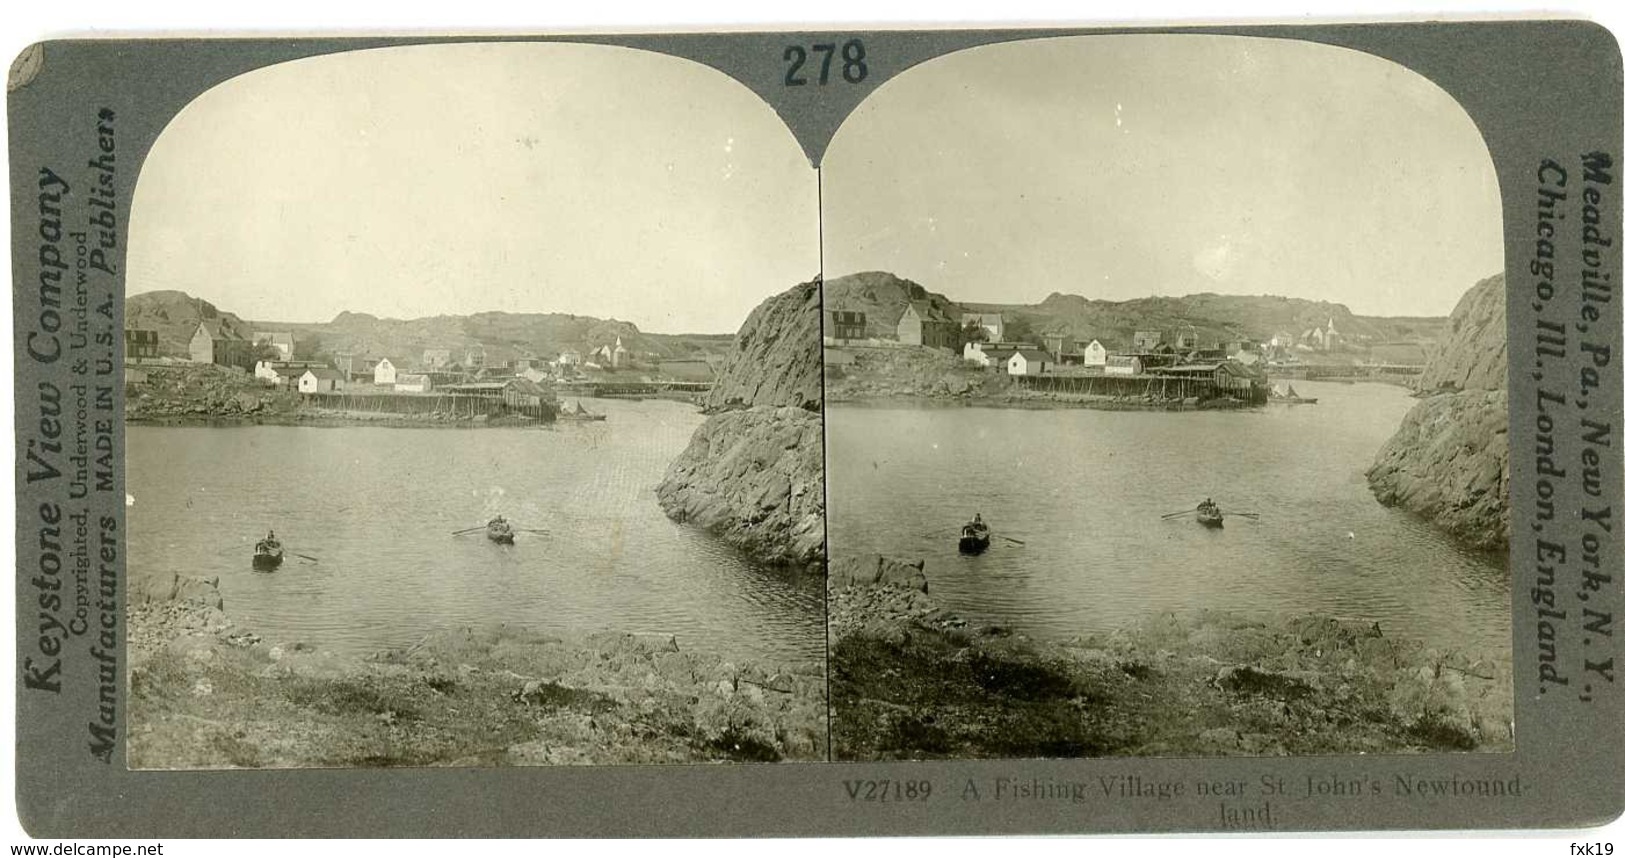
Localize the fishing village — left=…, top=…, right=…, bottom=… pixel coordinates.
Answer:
left=810, top=33, right=1518, bottom=765
left=823, top=271, right=1433, bottom=411
left=123, top=291, right=721, bottom=428
left=125, top=282, right=830, bottom=768
left=824, top=272, right=1515, bottom=761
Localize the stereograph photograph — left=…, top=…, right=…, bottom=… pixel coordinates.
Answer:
left=821, top=35, right=1515, bottom=761
left=9, top=17, right=1621, bottom=843
left=121, top=42, right=829, bottom=768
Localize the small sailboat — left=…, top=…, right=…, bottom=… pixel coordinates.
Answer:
left=1271, top=383, right=1318, bottom=405
left=558, top=399, right=607, bottom=421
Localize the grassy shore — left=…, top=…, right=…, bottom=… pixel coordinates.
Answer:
left=128, top=575, right=825, bottom=768
left=830, top=579, right=1512, bottom=760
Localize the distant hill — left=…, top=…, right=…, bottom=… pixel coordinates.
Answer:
left=979, top=292, right=1451, bottom=352
left=823, top=271, right=1457, bottom=356
left=127, top=291, right=735, bottom=365
left=125, top=290, right=257, bottom=357
left=823, top=271, right=961, bottom=339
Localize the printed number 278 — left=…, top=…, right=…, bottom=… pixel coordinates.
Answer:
left=784, top=40, right=868, bottom=86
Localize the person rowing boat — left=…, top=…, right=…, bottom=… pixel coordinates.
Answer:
left=253, top=529, right=284, bottom=570
left=959, top=513, right=991, bottom=554
left=487, top=515, right=516, bottom=545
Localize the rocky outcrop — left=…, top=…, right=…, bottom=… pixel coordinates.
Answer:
left=1367, top=274, right=1509, bottom=550
left=659, top=280, right=825, bottom=569
left=656, top=406, right=825, bottom=568
left=701, top=279, right=822, bottom=412
left=1415, top=273, right=1507, bottom=392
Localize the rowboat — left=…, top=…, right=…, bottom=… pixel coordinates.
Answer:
left=1270, top=384, right=1318, bottom=405
left=559, top=400, right=607, bottom=421
left=253, top=540, right=284, bottom=570
left=1196, top=503, right=1225, bottom=528
left=958, top=523, right=991, bottom=554
left=487, top=517, right=516, bottom=544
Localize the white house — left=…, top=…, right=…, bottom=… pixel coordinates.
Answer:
left=1006, top=349, right=1054, bottom=376
left=373, top=357, right=398, bottom=386
left=1104, top=355, right=1143, bottom=376
left=298, top=368, right=344, bottom=393
left=252, top=331, right=294, bottom=361
left=394, top=373, right=432, bottom=393
left=962, top=313, right=1005, bottom=342
left=255, top=360, right=320, bottom=386
left=964, top=341, right=992, bottom=366
left=1083, top=339, right=1108, bottom=368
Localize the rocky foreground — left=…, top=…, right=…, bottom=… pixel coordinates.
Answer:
left=129, top=575, right=825, bottom=768
left=830, top=556, right=1512, bottom=761
left=1366, top=273, right=1509, bottom=551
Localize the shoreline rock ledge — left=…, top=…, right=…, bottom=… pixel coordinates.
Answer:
left=657, top=279, right=825, bottom=570
left=1366, top=273, right=1509, bottom=551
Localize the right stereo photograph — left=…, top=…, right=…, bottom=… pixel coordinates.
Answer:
left=820, top=34, right=1513, bottom=761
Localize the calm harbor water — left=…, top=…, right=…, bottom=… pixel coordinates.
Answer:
left=828, top=381, right=1511, bottom=657
left=128, top=398, right=824, bottom=663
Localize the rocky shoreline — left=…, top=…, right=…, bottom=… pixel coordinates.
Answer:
left=826, top=346, right=1260, bottom=412
left=129, top=409, right=555, bottom=430
left=127, top=364, right=560, bottom=428
left=128, top=574, right=826, bottom=768
left=830, top=555, right=1512, bottom=760
left=1365, top=274, right=1509, bottom=551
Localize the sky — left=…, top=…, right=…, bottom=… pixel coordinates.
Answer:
left=127, top=42, right=819, bottom=334
left=822, top=34, right=1505, bottom=318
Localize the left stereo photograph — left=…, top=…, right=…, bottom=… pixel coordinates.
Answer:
left=120, top=42, right=829, bottom=769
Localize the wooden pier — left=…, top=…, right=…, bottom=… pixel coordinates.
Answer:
left=1016, top=369, right=1269, bottom=405
left=300, top=391, right=558, bottom=420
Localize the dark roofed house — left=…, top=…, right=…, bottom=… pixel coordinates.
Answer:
left=189, top=320, right=253, bottom=370
left=897, top=301, right=961, bottom=349
left=825, top=309, right=868, bottom=343
left=125, top=329, right=159, bottom=362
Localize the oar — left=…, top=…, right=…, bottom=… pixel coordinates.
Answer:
left=997, top=535, right=1026, bottom=545
left=1161, top=508, right=1199, bottom=519
left=451, top=525, right=487, bottom=535
left=517, top=528, right=550, bottom=535
left=1231, top=512, right=1261, bottom=519
left=292, top=553, right=320, bottom=563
